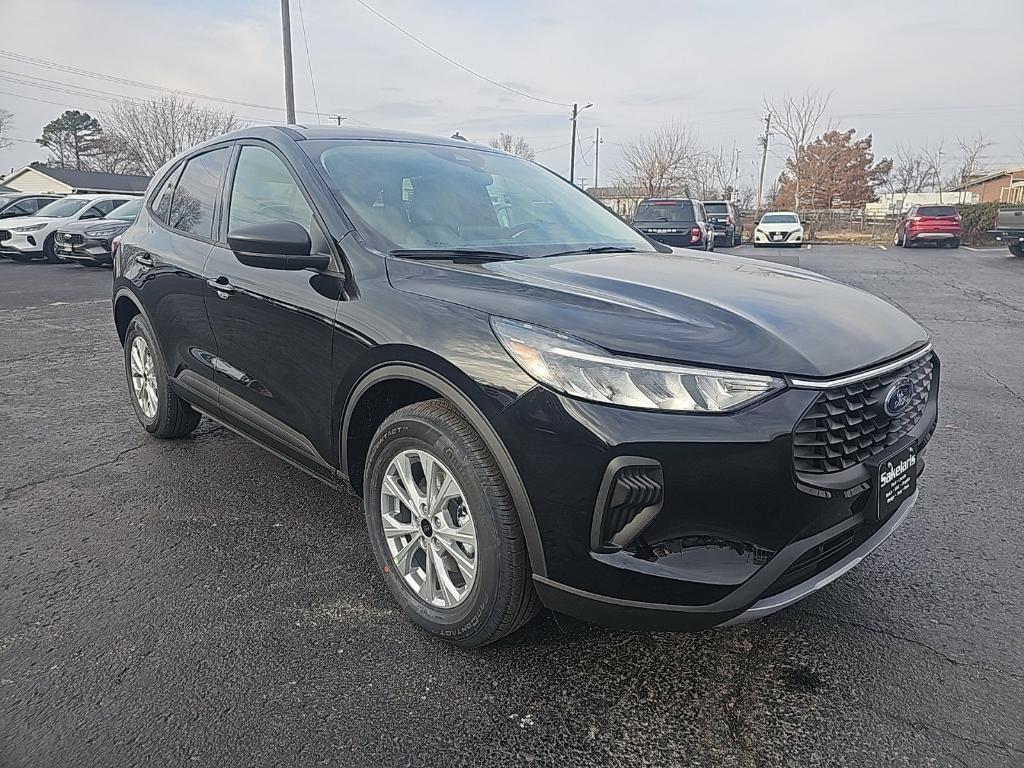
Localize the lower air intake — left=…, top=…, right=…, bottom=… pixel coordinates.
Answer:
left=592, top=458, right=664, bottom=552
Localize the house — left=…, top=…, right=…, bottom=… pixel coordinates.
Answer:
left=0, top=165, right=150, bottom=195
left=947, top=167, right=1024, bottom=205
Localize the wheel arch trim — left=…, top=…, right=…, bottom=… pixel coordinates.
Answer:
left=341, top=362, right=547, bottom=577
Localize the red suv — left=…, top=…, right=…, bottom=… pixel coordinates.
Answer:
left=894, top=204, right=961, bottom=249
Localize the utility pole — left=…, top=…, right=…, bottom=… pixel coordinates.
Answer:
left=593, top=127, right=602, bottom=188
left=568, top=102, right=593, bottom=186
left=755, top=110, right=771, bottom=212
left=280, top=0, right=296, bottom=124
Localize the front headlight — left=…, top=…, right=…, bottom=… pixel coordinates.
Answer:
left=13, top=223, right=46, bottom=232
left=492, top=318, right=784, bottom=413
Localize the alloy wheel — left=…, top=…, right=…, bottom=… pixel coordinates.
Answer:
left=129, top=336, right=158, bottom=419
left=380, top=449, right=478, bottom=609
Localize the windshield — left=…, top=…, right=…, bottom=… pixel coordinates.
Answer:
left=308, top=140, right=651, bottom=256
left=761, top=213, right=798, bottom=224
left=107, top=198, right=143, bottom=221
left=634, top=201, right=694, bottom=223
left=703, top=202, right=729, bottom=214
left=35, top=198, right=90, bottom=218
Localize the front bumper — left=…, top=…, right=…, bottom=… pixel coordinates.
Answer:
left=0, top=231, right=43, bottom=254
left=535, top=488, right=917, bottom=630
left=56, top=235, right=114, bottom=264
left=754, top=228, right=803, bottom=245
left=495, top=357, right=938, bottom=631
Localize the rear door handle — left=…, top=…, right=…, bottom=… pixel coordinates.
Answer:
left=206, top=277, right=236, bottom=296
left=135, top=253, right=154, bottom=267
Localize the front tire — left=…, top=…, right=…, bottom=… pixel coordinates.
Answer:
left=43, top=234, right=65, bottom=264
left=364, top=399, right=539, bottom=647
left=123, top=315, right=201, bottom=438
left=1009, top=244, right=1023, bottom=257
left=9, top=253, right=34, bottom=262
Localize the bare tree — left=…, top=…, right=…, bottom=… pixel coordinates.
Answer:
left=100, top=95, right=241, bottom=175
left=0, top=108, right=13, bottom=151
left=709, top=145, right=742, bottom=200
left=617, top=122, right=698, bottom=198
left=887, top=144, right=933, bottom=195
left=951, top=132, right=993, bottom=203
left=488, top=132, right=536, bottom=161
left=765, top=90, right=831, bottom=211
left=919, top=139, right=946, bottom=199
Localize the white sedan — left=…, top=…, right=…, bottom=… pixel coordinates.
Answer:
left=753, top=211, right=804, bottom=247
left=0, top=194, right=137, bottom=263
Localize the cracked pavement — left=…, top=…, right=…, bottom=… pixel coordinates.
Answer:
left=1, top=246, right=1023, bottom=767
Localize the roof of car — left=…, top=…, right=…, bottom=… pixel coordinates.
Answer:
left=210, top=124, right=500, bottom=152
left=62, top=192, right=139, bottom=200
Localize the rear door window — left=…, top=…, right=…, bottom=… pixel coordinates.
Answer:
left=168, top=148, right=231, bottom=239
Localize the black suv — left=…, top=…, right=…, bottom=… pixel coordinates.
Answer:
left=704, top=200, right=742, bottom=247
left=632, top=198, right=714, bottom=250
left=112, top=126, right=939, bottom=647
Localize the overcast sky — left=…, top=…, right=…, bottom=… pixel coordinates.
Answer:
left=2, top=0, right=1023, bottom=188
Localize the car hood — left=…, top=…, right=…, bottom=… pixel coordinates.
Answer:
left=59, top=218, right=132, bottom=236
left=386, top=249, right=929, bottom=378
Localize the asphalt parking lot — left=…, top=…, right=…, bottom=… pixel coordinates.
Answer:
left=2, top=245, right=1023, bottom=768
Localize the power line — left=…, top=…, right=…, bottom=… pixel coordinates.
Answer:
left=295, top=0, right=321, bottom=125
left=353, top=0, right=572, bottom=108
left=0, top=48, right=330, bottom=118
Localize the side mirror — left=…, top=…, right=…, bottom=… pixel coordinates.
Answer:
left=80, top=209, right=103, bottom=220
left=227, top=220, right=329, bottom=271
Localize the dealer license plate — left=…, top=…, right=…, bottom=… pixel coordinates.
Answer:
left=876, top=444, right=917, bottom=520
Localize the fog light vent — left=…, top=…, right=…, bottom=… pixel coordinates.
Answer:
left=591, top=458, right=664, bottom=552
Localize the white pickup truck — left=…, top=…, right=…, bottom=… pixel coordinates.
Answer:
left=988, top=208, right=1024, bottom=257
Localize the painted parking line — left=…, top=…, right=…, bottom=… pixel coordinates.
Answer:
left=878, top=245, right=887, bottom=251
left=964, top=246, right=1008, bottom=252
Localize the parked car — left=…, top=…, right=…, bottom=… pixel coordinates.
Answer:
left=55, top=198, right=143, bottom=267
left=632, top=198, right=714, bottom=250
left=113, top=126, right=939, bottom=647
left=893, top=204, right=961, bottom=249
left=0, top=193, right=60, bottom=219
left=987, top=207, right=1024, bottom=257
left=753, top=211, right=804, bottom=247
left=703, top=200, right=742, bottom=247
left=0, top=194, right=137, bottom=262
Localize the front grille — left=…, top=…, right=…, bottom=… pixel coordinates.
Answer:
left=765, top=526, right=860, bottom=596
left=0, top=229, right=10, bottom=242
left=62, top=233, right=85, bottom=246
left=793, top=352, right=935, bottom=474
left=767, top=230, right=792, bottom=241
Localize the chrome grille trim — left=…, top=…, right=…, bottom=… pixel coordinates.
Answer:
left=788, top=343, right=933, bottom=389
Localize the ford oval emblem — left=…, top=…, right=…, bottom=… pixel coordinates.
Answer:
left=884, top=378, right=914, bottom=417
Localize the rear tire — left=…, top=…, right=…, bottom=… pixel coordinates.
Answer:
left=947, top=239, right=960, bottom=249
left=123, top=315, right=201, bottom=439
left=902, top=231, right=912, bottom=248
left=364, top=399, right=539, bottom=647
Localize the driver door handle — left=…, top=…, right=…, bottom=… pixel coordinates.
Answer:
left=207, top=277, right=236, bottom=296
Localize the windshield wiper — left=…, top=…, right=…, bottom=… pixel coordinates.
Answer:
left=541, top=246, right=641, bottom=257
left=388, top=248, right=527, bottom=261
